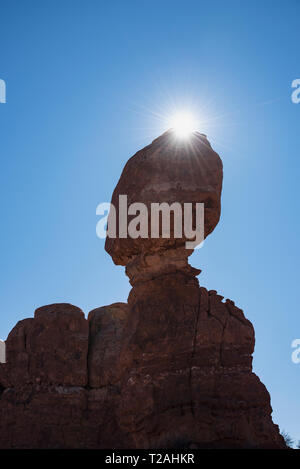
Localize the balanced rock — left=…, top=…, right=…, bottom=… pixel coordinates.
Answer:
left=105, top=130, right=223, bottom=284
left=0, top=131, right=286, bottom=449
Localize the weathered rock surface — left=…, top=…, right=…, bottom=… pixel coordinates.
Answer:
left=0, top=293, right=284, bottom=448
left=0, top=131, right=286, bottom=448
left=105, top=130, right=223, bottom=281
left=4, top=304, right=88, bottom=387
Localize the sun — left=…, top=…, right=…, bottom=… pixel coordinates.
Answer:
left=169, top=111, right=198, bottom=138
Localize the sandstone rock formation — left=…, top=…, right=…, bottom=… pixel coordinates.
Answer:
left=0, top=131, right=286, bottom=448
left=105, top=130, right=223, bottom=288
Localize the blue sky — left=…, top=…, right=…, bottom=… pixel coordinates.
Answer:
left=0, top=0, right=299, bottom=443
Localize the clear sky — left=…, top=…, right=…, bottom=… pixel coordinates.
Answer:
left=0, top=0, right=299, bottom=444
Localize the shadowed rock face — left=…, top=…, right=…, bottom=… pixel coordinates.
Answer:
left=0, top=132, right=286, bottom=449
left=4, top=304, right=88, bottom=387
left=0, top=297, right=285, bottom=449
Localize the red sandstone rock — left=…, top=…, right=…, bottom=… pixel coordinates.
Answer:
left=105, top=130, right=223, bottom=272
left=88, top=302, right=128, bottom=387
left=0, top=132, right=286, bottom=449
left=5, top=304, right=88, bottom=387
left=0, top=285, right=285, bottom=449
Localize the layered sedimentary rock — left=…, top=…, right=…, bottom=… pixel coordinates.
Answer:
left=0, top=131, right=285, bottom=448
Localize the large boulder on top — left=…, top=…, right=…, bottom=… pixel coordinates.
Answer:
left=105, top=130, right=223, bottom=271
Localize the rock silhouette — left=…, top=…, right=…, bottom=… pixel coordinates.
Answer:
left=0, top=131, right=285, bottom=448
